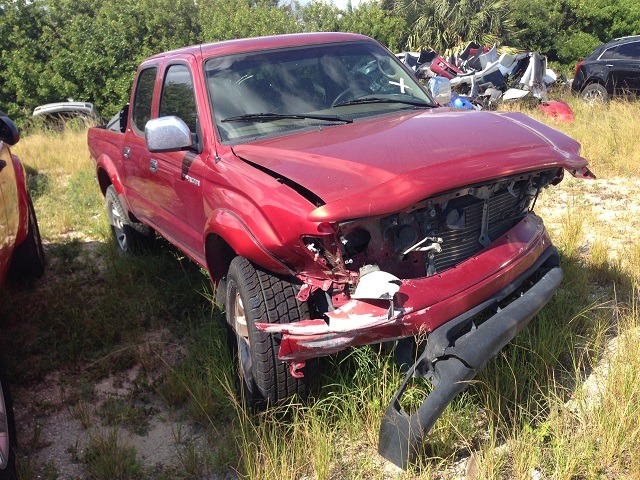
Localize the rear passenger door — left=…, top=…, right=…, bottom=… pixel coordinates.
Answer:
left=123, top=65, right=159, bottom=219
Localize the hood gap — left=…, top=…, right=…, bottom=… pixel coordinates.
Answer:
left=237, top=156, right=326, bottom=207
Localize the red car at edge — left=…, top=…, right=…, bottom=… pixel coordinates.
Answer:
left=0, top=111, right=45, bottom=479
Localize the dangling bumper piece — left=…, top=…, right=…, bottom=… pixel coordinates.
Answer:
left=378, top=248, right=562, bottom=469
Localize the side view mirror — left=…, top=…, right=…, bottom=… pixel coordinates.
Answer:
left=0, top=114, right=20, bottom=146
left=427, top=76, right=452, bottom=105
left=145, top=116, right=192, bottom=153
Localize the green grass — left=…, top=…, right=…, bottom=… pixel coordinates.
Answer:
left=502, top=94, right=640, bottom=177
left=97, top=397, right=155, bottom=435
left=3, top=111, right=640, bottom=478
left=84, top=430, right=143, bottom=480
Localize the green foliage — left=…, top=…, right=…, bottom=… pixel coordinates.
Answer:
left=511, top=0, right=640, bottom=63
left=3, top=0, right=640, bottom=123
left=555, top=30, right=602, bottom=65
left=298, top=0, right=342, bottom=32
left=394, top=0, right=515, bottom=52
left=1, top=0, right=200, bottom=121
left=199, top=0, right=299, bottom=43
left=510, top=0, right=572, bottom=58
left=340, top=2, right=408, bottom=52
left=0, top=0, right=50, bottom=119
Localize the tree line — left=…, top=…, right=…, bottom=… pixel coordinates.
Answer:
left=1, top=0, right=638, bottom=122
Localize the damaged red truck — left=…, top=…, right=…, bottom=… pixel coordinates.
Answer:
left=87, top=33, right=593, bottom=468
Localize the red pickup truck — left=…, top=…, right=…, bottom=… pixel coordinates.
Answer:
left=87, top=32, right=593, bottom=468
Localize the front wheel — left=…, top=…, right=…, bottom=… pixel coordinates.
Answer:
left=225, top=256, right=318, bottom=408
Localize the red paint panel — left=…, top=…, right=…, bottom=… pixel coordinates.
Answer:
left=234, top=110, right=588, bottom=222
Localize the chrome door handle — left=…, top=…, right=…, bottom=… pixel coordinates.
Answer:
left=149, top=159, right=158, bottom=173
left=123, top=147, right=131, bottom=158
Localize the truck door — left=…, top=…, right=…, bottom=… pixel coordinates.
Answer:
left=145, top=60, right=208, bottom=260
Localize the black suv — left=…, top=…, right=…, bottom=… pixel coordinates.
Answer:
left=572, top=35, right=640, bottom=102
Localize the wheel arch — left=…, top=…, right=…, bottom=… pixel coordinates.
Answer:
left=205, top=233, right=236, bottom=289
left=97, top=161, right=146, bottom=226
left=204, top=209, right=292, bottom=287
left=582, top=77, right=612, bottom=94
left=11, top=153, right=30, bottom=246
left=95, top=154, right=124, bottom=196
left=96, top=167, right=112, bottom=196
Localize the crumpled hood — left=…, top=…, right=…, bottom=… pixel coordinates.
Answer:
left=232, top=109, right=590, bottom=222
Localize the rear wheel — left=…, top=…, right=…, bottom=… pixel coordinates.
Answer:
left=105, top=186, right=153, bottom=255
left=581, top=83, right=608, bottom=104
left=225, top=256, right=318, bottom=408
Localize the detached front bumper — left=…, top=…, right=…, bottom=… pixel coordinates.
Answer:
left=378, top=247, right=561, bottom=468
left=257, top=213, right=555, bottom=363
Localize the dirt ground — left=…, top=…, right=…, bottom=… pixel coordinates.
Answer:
left=13, top=328, right=223, bottom=479
left=12, top=174, right=640, bottom=479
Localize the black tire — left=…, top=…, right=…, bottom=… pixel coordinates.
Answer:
left=0, top=358, right=17, bottom=480
left=9, top=192, right=45, bottom=281
left=105, top=186, right=153, bottom=255
left=225, top=256, right=318, bottom=408
left=581, top=83, right=608, bottom=103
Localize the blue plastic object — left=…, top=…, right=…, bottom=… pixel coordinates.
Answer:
left=446, top=92, right=475, bottom=110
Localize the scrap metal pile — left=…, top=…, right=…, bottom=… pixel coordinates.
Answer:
left=397, top=42, right=570, bottom=115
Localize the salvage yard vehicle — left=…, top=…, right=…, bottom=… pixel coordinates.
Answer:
left=0, top=111, right=46, bottom=478
left=87, top=33, right=593, bottom=469
left=33, top=101, right=100, bottom=121
left=572, top=35, right=640, bottom=102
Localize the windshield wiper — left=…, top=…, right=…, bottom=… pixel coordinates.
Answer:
left=222, top=112, right=353, bottom=123
left=332, top=96, right=433, bottom=108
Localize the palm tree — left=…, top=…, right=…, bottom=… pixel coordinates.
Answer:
left=393, top=0, right=515, bottom=52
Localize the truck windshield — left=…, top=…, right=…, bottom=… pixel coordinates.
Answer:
left=205, top=41, right=434, bottom=143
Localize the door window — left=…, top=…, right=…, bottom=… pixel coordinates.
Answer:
left=613, top=42, right=640, bottom=61
left=600, top=46, right=619, bottom=60
left=132, top=67, right=157, bottom=134
left=159, top=64, right=198, bottom=135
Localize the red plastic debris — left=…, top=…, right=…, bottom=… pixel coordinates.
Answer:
left=289, top=361, right=306, bottom=378
left=539, top=100, right=575, bottom=123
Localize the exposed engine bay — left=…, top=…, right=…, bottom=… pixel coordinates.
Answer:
left=303, top=168, right=562, bottom=288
